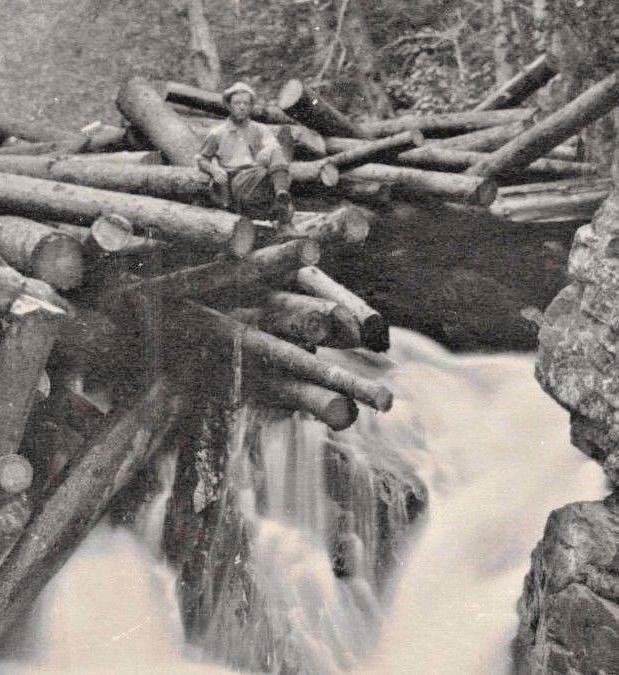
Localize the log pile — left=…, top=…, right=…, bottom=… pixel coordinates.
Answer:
left=0, top=60, right=615, bottom=639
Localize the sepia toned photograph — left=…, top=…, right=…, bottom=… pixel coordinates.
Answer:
left=0, top=1, right=617, bottom=673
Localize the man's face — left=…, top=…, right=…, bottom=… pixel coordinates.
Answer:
left=229, top=92, right=253, bottom=123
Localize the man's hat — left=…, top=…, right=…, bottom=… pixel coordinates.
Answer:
left=222, top=82, right=256, bottom=105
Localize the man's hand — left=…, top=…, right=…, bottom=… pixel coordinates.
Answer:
left=196, top=157, right=228, bottom=185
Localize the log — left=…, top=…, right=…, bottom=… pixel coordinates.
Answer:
left=278, top=79, right=366, bottom=138
left=426, top=121, right=530, bottom=152
left=0, top=377, right=182, bottom=642
left=264, top=291, right=362, bottom=348
left=474, top=54, right=557, bottom=111
left=496, top=176, right=612, bottom=199
left=81, top=123, right=128, bottom=153
left=294, top=266, right=389, bottom=352
left=0, top=139, right=88, bottom=156
left=0, top=155, right=214, bottom=204
left=159, top=80, right=293, bottom=125
left=0, top=265, right=73, bottom=314
left=256, top=205, right=371, bottom=244
left=0, top=173, right=255, bottom=257
left=290, top=161, right=339, bottom=186
left=108, top=238, right=320, bottom=305
left=0, top=113, right=84, bottom=145
left=0, top=216, right=84, bottom=290
left=57, top=221, right=166, bottom=256
left=467, top=73, right=619, bottom=178
left=116, top=77, right=202, bottom=166
left=358, top=108, right=536, bottom=139
left=249, top=376, right=358, bottom=431
left=74, top=150, right=163, bottom=164
left=0, top=454, right=33, bottom=494
left=228, top=305, right=330, bottom=347
left=183, top=302, right=392, bottom=411
left=343, top=164, right=498, bottom=206
left=0, top=295, right=64, bottom=461
left=395, top=146, right=598, bottom=179
left=187, top=0, right=222, bottom=91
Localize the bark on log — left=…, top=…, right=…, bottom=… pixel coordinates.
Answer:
left=108, top=239, right=320, bottom=305
left=256, top=205, right=371, bottom=244
left=0, top=173, right=255, bottom=257
left=475, top=54, right=557, bottom=111
left=496, top=176, right=611, bottom=199
left=426, top=121, right=529, bottom=152
left=0, top=216, right=84, bottom=290
left=294, top=266, right=389, bottom=352
left=187, top=0, right=222, bottom=92
left=159, top=80, right=292, bottom=125
left=0, top=295, right=64, bottom=462
left=73, top=150, right=163, bottom=165
left=358, top=108, right=536, bottom=139
left=467, top=73, right=619, bottom=178
left=278, top=79, right=366, bottom=138
left=344, top=164, right=497, bottom=206
left=249, top=376, right=358, bottom=431
left=0, top=155, right=214, bottom=204
left=0, top=377, right=182, bottom=642
left=117, top=77, right=202, bottom=166
left=183, top=301, right=392, bottom=411
left=264, top=291, right=362, bottom=348
left=395, top=146, right=598, bottom=179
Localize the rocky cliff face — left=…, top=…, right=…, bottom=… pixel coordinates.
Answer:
left=514, top=175, right=619, bottom=672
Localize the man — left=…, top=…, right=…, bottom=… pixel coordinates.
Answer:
left=196, top=81, right=294, bottom=227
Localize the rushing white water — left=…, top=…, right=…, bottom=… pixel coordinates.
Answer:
left=1, top=327, right=606, bottom=674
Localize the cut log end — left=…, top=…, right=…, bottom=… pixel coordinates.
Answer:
left=0, top=454, right=33, bottom=494
left=229, top=218, right=257, bottom=259
left=361, top=314, right=390, bottom=352
left=324, top=397, right=359, bottom=431
left=91, top=214, right=134, bottom=252
left=32, top=232, right=84, bottom=290
left=475, top=178, right=499, bottom=207
left=409, top=128, right=425, bottom=147
left=277, top=79, right=304, bottom=112
left=299, top=239, right=321, bottom=266
left=320, top=163, right=339, bottom=187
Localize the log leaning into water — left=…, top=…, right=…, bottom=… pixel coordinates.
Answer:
left=294, top=266, right=389, bottom=352
left=0, top=173, right=255, bottom=257
left=358, top=108, right=536, bottom=139
left=184, top=301, right=392, bottom=411
left=467, top=72, right=619, bottom=178
left=249, top=376, right=359, bottom=431
left=117, top=77, right=202, bottom=166
left=0, top=295, right=64, bottom=467
left=278, top=79, right=366, bottom=138
left=474, top=54, right=557, bottom=111
left=0, top=217, right=84, bottom=290
left=344, top=163, right=497, bottom=206
left=0, top=377, right=182, bottom=642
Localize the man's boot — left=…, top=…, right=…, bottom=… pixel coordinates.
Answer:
left=271, top=168, right=294, bottom=229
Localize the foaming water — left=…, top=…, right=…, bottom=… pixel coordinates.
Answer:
left=1, top=327, right=606, bottom=674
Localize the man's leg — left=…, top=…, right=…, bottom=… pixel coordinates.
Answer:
left=257, top=144, right=294, bottom=227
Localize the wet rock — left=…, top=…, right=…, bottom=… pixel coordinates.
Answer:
left=513, top=496, right=619, bottom=675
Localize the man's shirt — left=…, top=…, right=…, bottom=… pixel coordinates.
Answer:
left=199, top=119, right=278, bottom=173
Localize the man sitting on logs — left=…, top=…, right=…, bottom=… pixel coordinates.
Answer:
left=196, top=82, right=294, bottom=227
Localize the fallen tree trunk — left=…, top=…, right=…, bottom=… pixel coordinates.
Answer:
left=467, top=72, right=619, bottom=178
left=108, top=239, right=320, bottom=305
left=0, top=114, right=84, bottom=145
left=0, top=216, right=84, bottom=290
left=183, top=301, right=392, bottom=411
left=187, top=0, right=222, bottom=91
left=358, top=108, right=536, bottom=139
left=249, top=376, right=358, bottom=431
left=496, top=176, right=612, bottom=199
left=0, top=173, right=255, bottom=257
left=73, top=150, right=163, bottom=164
left=474, top=54, right=557, bottom=111
left=264, top=291, right=362, bottom=348
left=0, top=377, right=183, bottom=642
left=294, top=175, right=392, bottom=207
left=344, top=163, right=498, bottom=206
left=395, top=146, right=598, bottom=179
left=256, top=205, right=371, bottom=244
left=117, top=77, right=202, bottom=166
left=0, top=295, right=64, bottom=461
left=0, top=139, right=88, bottom=156
left=0, top=155, right=214, bottom=204
left=158, top=80, right=292, bottom=125
left=294, top=266, right=389, bottom=352
left=278, top=79, right=366, bottom=138
left=426, top=121, right=530, bottom=152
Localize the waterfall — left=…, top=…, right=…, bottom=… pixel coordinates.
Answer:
left=1, top=328, right=606, bottom=674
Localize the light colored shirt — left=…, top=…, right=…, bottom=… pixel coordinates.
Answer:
left=199, top=119, right=278, bottom=173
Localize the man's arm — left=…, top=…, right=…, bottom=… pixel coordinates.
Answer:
left=196, top=133, right=228, bottom=185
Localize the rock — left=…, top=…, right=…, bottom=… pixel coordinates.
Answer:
left=513, top=496, right=619, bottom=675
